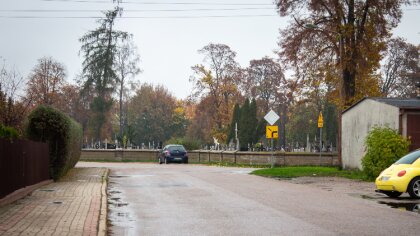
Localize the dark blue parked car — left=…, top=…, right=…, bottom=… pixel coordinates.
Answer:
left=159, top=145, right=188, bottom=164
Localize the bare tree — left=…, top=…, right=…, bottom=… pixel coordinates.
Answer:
left=246, top=57, right=285, bottom=113
left=0, top=58, right=26, bottom=101
left=380, top=38, right=419, bottom=98
left=115, top=40, right=141, bottom=140
left=190, top=43, right=241, bottom=130
left=26, top=56, right=66, bottom=106
left=0, top=58, right=30, bottom=132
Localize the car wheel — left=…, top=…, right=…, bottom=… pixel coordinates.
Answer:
left=408, top=177, right=420, bottom=199
left=384, top=191, right=402, bottom=198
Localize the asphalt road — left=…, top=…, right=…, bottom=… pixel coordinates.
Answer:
left=77, top=162, right=420, bottom=236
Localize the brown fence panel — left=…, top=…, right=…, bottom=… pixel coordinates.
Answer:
left=0, top=138, right=49, bottom=199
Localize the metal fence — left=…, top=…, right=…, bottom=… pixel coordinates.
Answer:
left=0, top=138, right=49, bottom=199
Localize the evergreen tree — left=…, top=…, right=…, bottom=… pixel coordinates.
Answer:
left=227, top=103, right=240, bottom=144
left=236, top=98, right=261, bottom=150
left=249, top=99, right=258, bottom=143
left=79, top=7, right=129, bottom=140
left=256, top=119, right=266, bottom=144
left=238, top=98, right=250, bottom=150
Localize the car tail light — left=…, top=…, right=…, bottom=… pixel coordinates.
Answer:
left=397, top=170, right=406, bottom=177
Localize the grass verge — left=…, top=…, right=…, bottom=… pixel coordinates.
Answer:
left=205, top=161, right=271, bottom=168
left=251, top=166, right=369, bottom=181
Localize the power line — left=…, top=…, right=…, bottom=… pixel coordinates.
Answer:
left=0, top=7, right=276, bottom=13
left=0, top=14, right=277, bottom=19
left=41, top=0, right=274, bottom=6
left=4, top=7, right=418, bottom=12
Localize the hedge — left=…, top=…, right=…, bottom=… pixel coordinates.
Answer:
left=25, top=105, right=82, bottom=180
left=0, top=124, right=18, bottom=141
left=165, top=137, right=201, bottom=151
left=362, top=126, right=410, bottom=180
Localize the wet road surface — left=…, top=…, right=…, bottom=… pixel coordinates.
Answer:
left=77, top=162, right=420, bottom=236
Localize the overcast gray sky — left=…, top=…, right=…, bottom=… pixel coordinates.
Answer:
left=1, top=0, right=419, bottom=99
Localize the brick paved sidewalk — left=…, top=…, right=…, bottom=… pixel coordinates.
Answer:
left=0, top=167, right=108, bottom=236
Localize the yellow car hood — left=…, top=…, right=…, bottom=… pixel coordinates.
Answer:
left=382, top=164, right=411, bottom=176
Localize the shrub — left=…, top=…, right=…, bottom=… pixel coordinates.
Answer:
left=0, top=124, right=19, bottom=141
left=165, top=137, right=201, bottom=151
left=362, top=126, right=410, bottom=180
left=25, top=105, right=82, bottom=180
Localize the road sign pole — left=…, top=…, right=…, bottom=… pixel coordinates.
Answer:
left=319, top=127, right=322, bottom=165
left=271, top=138, right=274, bottom=168
left=264, top=110, right=280, bottom=169
left=318, top=111, right=323, bottom=166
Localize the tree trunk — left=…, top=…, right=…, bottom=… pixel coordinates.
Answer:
left=342, top=67, right=356, bottom=107
left=119, top=81, right=123, bottom=140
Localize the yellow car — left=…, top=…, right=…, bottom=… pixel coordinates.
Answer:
left=375, top=149, right=420, bottom=199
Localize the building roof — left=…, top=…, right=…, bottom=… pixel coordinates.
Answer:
left=370, top=97, right=420, bottom=108
left=342, top=97, right=420, bottom=114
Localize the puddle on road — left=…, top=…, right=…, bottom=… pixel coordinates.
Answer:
left=348, top=193, right=420, bottom=214
left=378, top=201, right=420, bottom=214
left=347, top=193, right=379, bottom=200
left=158, top=183, right=188, bottom=188
left=109, top=190, right=121, bottom=194
left=117, top=212, right=129, bottom=217
left=39, top=189, right=55, bottom=192
left=360, top=194, right=375, bottom=200
left=107, top=185, right=136, bottom=235
left=109, top=174, right=154, bottom=178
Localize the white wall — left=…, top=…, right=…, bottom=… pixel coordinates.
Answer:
left=342, top=99, right=399, bottom=169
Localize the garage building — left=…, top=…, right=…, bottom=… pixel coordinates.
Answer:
left=341, top=97, right=420, bottom=169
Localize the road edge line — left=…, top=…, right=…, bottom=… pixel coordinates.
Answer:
left=97, top=168, right=109, bottom=236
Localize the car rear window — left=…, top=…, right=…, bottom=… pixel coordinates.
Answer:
left=395, top=150, right=420, bottom=165
left=168, top=146, right=186, bottom=152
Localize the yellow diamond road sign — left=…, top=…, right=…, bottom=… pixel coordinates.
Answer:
left=318, top=112, right=323, bottom=128
left=266, top=126, right=278, bottom=139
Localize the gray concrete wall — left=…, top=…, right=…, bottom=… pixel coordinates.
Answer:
left=342, top=99, right=399, bottom=170
left=81, top=149, right=159, bottom=162
left=80, top=150, right=338, bottom=166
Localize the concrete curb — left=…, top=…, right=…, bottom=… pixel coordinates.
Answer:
left=0, top=179, right=53, bottom=207
left=97, top=168, right=109, bottom=236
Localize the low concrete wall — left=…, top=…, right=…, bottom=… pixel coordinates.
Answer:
left=81, top=149, right=339, bottom=166
left=81, top=149, right=159, bottom=162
